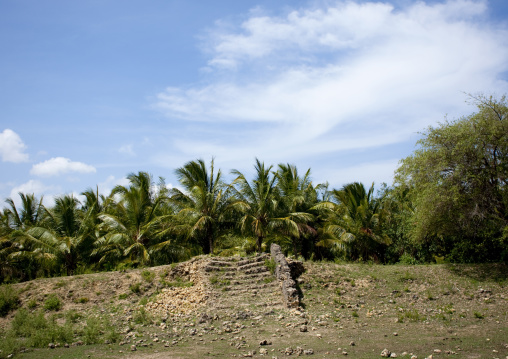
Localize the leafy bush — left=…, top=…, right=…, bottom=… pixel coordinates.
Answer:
left=133, top=307, right=151, bottom=325
left=27, top=298, right=37, bottom=309
left=130, top=282, right=142, bottom=294
left=83, top=316, right=101, bottom=344
left=0, top=285, right=19, bottom=317
left=474, top=311, right=484, bottom=319
left=398, top=253, right=419, bottom=265
left=265, top=258, right=277, bottom=275
left=141, top=270, right=155, bottom=283
left=43, top=294, right=62, bottom=311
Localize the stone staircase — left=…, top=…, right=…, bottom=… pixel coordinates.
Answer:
left=203, top=254, right=284, bottom=312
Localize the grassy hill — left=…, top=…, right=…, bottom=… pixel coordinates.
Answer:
left=1, top=257, right=507, bottom=359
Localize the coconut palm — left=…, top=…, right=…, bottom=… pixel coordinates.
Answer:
left=3, top=193, right=44, bottom=230
left=315, top=182, right=391, bottom=261
left=170, top=159, right=234, bottom=254
left=95, top=172, right=170, bottom=266
left=232, top=159, right=311, bottom=253
left=1, top=193, right=49, bottom=280
left=274, top=164, right=317, bottom=256
left=7, top=194, right=94, bottom=276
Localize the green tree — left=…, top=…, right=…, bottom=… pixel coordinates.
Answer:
left=274, top=164, right=317, bottom=256
left=4, top=193, right=44, bottom=231
left=232, top=159, right=309, bottom=253
left=96, top=172, right=170, bottom=266
left=313, top=182, right=390, bottom=261
left=395, top=94, right=508, bottom=262
left=1, top=193, right=49, bottom=280
left=170, top=159, right=234, bottom=254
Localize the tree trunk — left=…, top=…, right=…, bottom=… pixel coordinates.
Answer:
left=257, top=236, right=263, bottom=253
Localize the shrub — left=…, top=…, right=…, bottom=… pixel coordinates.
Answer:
left=43, top=294, right=62, bottom=311
left=83, top=316, right=102, bottom=344
left=398, top=253, right=419, bottom=265
left=130, top=282, right=142, bottom=294
left=474, top=311, right=484, bottom=319
left=0, top=285, right=19, bottom=317
left=141, top=270, right=155, bottom=283
left=265, top=258, right=277, bottom=275
left=27, top=298, right=37, bottom=309
left=133, top=307, right=151, bottom=325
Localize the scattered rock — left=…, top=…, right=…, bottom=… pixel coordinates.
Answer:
left=349, top=341, right=355, bottom=346
left=300, top=325, right=308, bottom=332
left=259, top=340, right=272, bottom=346
left=130, top=345, right=137, bottom=351
left=381, top=348, right=391, bottom=357
left=48, top=343, right=55, bottom=349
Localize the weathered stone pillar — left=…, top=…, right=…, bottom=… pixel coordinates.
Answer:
left=270, top=243, right=300, bottom=308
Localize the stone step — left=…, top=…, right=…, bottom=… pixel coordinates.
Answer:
left=212, top=256, right=240, bottom=262
left=241, top=266, right=269, bottom=275
left=237, top=255, right=269, bottom=267
left=236, top=272, right=273, bottom=279
left=222, top=284, right=278, bottom=293
left=204, top=265, right=237, bottom=273
left=237, top=261, right=267, bottom=271
left=230, top=278, right=277, bottom=286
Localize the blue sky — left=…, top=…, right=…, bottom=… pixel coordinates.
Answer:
left=1, top=0, right=508, bottom=206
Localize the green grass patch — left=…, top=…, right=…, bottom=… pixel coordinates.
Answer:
left=264, top=258, right=277, bottom=275
left=0, top=285, right=19, bottom=317
left=398, top=271, right=417, bottom=282
left=398, top=309, right=425, bottom=323
left=141, top=270, right=155, bottom=283
left=43, top=294, right=62, bottom=311
left=474, top=311, right=484, bottom=319
left=130, top=282, right=142, bottom=294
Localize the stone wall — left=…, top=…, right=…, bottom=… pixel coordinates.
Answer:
left=270, top=243, right=302, bottom=309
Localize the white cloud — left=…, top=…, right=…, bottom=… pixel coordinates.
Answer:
left=8, top=180, right=60, bottom=207
left=155, top=0, right=508, bottom=166
left=0, top=129, right=29, bottom=163
left=31, top=157, right=96, bottom=177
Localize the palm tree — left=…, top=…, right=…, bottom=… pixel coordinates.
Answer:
left=4, top=193, right=44, bottom=230
left=1, top=193, right=48, bottom=280
left=232, top=159, right=311, bottom=253
left=315, top=182, right=391, bottom=261
left=170, top=158, right=234, bottom=254
left=274, top=164, right=317, bottom=256
left=96, top=172, right=169, bottom=266
left=7, top=194, right=93, bottom=276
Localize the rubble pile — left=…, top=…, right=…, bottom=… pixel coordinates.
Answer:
left=145, top=258, right=209, bottom=316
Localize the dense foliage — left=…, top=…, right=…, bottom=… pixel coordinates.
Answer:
left=395, top=95, right=508, bottom=263
left=1, top=95, right=506, bottom=282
